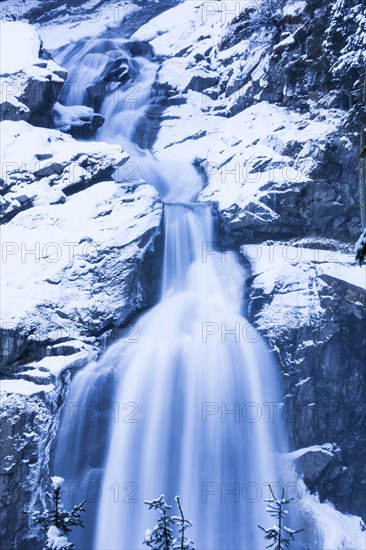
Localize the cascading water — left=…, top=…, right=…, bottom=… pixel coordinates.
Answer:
left=53, top=37, right=287, bottom=550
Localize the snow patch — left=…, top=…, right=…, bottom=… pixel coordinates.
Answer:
left=37, top=1, right=138, bottom=50
left=283, top=443, right=334, bottom=461
left=284, top=1, right=307, bottom=18
left=46, top=525, right=72, bottom=550
left=0, top=379, right=54, bottom=396
left=301, top=492, right=366, bottom=550
left=50, top=476, right=64, bottom=489
left=0, top=22, right=41, bottom=74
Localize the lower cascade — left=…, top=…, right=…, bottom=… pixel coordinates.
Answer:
left=53, top=37, right=286, bottom=550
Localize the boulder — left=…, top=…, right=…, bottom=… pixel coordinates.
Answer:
left=294, top=444, right=341, bottom=484
left=0, top=120, right=128, bottom=222
left=0, top=22, right=66, bottom=126
left=52, top=102, right=105, bottom=138
left=102, top=56, right=130, bottom=84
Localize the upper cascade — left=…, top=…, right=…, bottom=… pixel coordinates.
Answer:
left=55, top=39, right=203, bottom=203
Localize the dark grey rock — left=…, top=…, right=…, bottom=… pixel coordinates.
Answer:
left=184, top=73, right=219, bottom=94
left=295, top=443, right=341, bottom=483
left=248, top=267, right=366, bottom=520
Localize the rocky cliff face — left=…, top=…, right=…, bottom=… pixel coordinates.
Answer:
left=0, top=0, right=365, bottom=548
left=0, top=21, right=67, bottom=125
left=137, top=0, right=361, bottom=244
left=0, top=348, right=94, bottom=548
left=244, top=243, right=366, bottom=519
left=0, top=17, right=163, bottom=548
left=0, top=110, right=164, bottom=366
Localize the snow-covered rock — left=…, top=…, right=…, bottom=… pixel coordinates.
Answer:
left=285, top=443, right=341, bottom=485
left=1, top=175, right=163, bottom=369
left=136, top=0, right=360, bottom=243
left=52, top=102, right=105, bottom=138
left=299, top=489, right=366, bottom=550
left=0, top=120, right=128, bottom=222
left=244, top=240, right=366, bottom=519
left=133, top=0, right=235, bottom=58
left=198, top=103, right=358, bottom=242
left=1, top=0, right=140, bottom=49
left=0, top=119, right=162, bottom=373
left=0, top=22, right=66, bottom=126
left=0, top=346, right=95, bottom=548
left=243, top=242, right=365, bottom=336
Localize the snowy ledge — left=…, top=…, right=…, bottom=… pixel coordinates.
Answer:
left=0, top=379, right=54, bottom=397
left=243, top=243, right=366, bottom=293
left=242, top=242, right=365, bottom=335
left=0, top=345, right=95, bottom=398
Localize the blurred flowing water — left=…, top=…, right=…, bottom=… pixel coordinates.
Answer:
left=53, top=37, right=286, bottom=550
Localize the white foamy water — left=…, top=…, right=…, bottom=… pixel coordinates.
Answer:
left=53, top=37, right=286, bottom=550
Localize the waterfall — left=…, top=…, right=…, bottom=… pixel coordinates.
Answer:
left=53, top=37, right=286, bottom=550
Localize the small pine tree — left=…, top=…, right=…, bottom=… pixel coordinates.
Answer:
left=27, top=476, right=86, bottom=550
left=172, top=496, right=195, bottom=550
left=144, top=495, right=194, bottom=550
left=258, top=485, right=303, bottom=550
left=144, top=495, right=174, bottom=550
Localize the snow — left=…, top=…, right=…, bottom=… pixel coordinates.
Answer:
left=1, top=179, right=160, bottom=328
left=0, top=22, right=67, bottom=125
left=33, top=351, right=93, bottom=375
left=244, top=243, right=366, bottom=293
left=153, top=106, right=222, bottom=164
left=274, top=33, right=296, bottom=52
left=295, top=376, right=311, bottom=387
left=37, top=1, right=138, bottom=50
left=12, top=349, right=95, bottom=389
left=51, top=476, right=64, bottom=489
left=283, top=443, right=335, bottom=461
left=0, top=22, right=41, bottom=74
left=284, top=1, right=307, bottom=18
left=0, top=119, right=128, bottom=219
left=0, top=379, right=54, bottom=396
left=241, top=242, right=365, bottom=335
left=1, top=120, right=127, bottom=184
left=199, top=103, right=342, bottom=209
left=157, top=59, right=218, bottom=95
left=244, top=244, right=324, bottom=329
left=46, top=525, right=71, bottom=550
left=300, top=490, right=366, bottom=550
left=52, top=102, right=99, bottom=133
left=133, top=0, right=256, bottom=58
